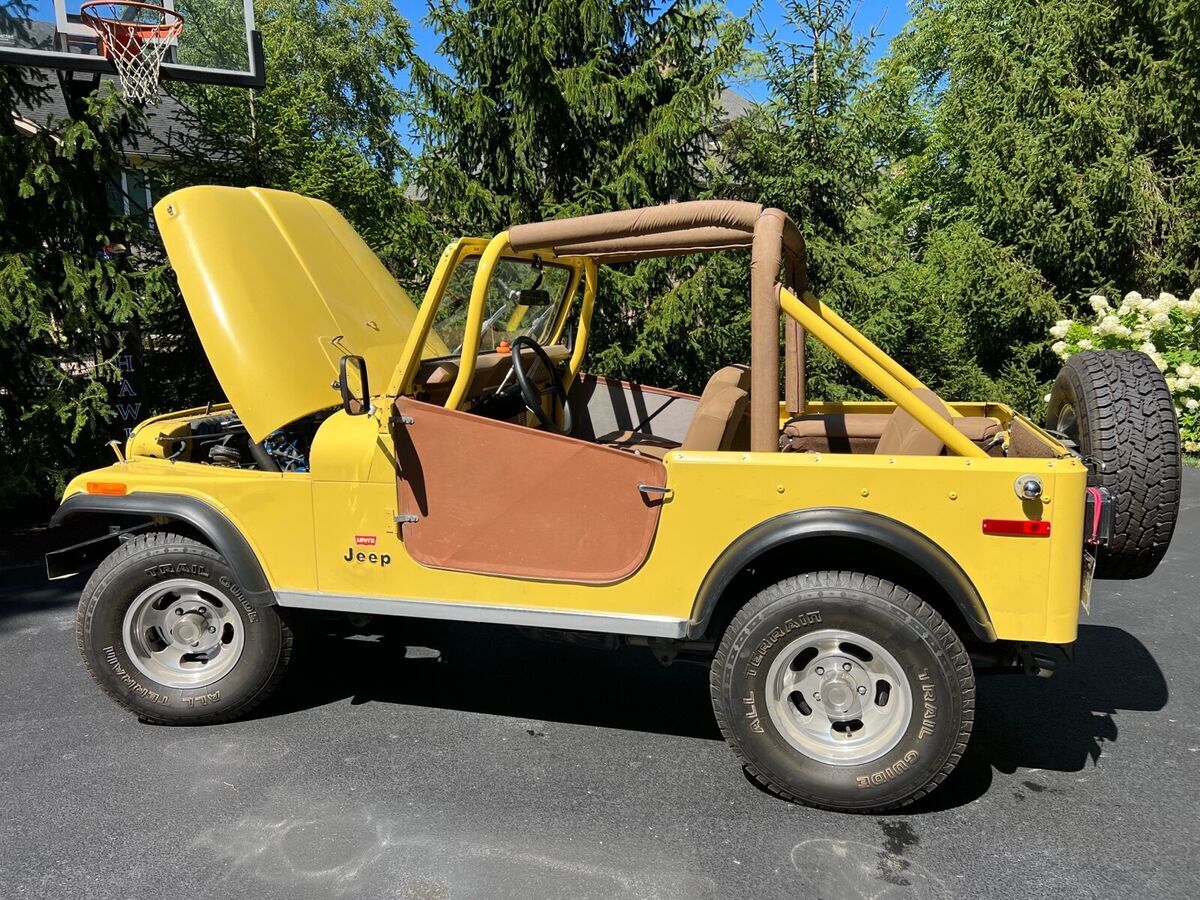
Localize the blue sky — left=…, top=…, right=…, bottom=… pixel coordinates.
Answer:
left=402, top=0, right=910, bottom=101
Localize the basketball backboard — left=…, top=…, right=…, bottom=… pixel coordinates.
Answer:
left=0, top=0, right=263, bottom=88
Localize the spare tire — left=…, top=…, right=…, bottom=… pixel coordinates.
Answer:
left=1045, top=350, right=1181, bottom=579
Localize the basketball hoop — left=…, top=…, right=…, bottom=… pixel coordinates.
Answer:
left=80, top=1, right=184, bottom=104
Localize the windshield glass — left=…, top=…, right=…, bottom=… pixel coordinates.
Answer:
left=424, top=256, right=572, bottom=357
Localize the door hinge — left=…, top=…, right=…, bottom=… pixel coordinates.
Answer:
left=394, top=514, right=419, bottom=524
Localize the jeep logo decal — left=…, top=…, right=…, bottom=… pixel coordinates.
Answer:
left=344, top=548, right=391, bottom=567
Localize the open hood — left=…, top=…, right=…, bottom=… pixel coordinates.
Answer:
left=155, top=186, right=424, bottom=441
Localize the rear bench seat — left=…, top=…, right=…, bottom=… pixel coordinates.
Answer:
left=781, top=410, right=1003, bottom=455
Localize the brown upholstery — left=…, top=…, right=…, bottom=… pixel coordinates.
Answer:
left=781, top=412, right=1003, bottom=455
left=508, top=201, right=764, bottom=258
left=602, top=365, right=752, bottom=456
left=682, top=383, right=749, bottom=451
left=875, top=389, right=956, bottom=456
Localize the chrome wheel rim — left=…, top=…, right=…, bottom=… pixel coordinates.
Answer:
left=765, top=629, right=913, bottom=766
left=121, top=578, right=245, bottom=689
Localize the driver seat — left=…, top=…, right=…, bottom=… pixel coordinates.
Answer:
left=602, top=366, right=751, bottom=459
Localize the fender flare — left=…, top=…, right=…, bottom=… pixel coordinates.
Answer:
left=688, top=507, right=996, bottom=642
left=50, top=493, right=276, bottom=608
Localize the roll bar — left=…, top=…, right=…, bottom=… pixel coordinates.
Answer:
left=508, top=201, right=807, bottom=452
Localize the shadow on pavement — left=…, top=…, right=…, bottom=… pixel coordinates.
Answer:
left=265, top=617, right=1168, bottom=808
left=908, top=623, right=1168, bottom=813
left=0, top=567, right=85, bottom=627
left=266, top=615, right=722, bottom=740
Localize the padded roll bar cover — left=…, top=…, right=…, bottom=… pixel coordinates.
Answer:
left=508, top=200, right=764, bottom=254
left=49, top=493, right=276, bottom=608
left=688, top=507, right=997, bottom=642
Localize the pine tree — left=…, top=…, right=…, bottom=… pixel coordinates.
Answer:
left=889, top=0, right=1200, bottom=302
left=724, top=0, right=1058, bottom=412
left=0, top=67, right=174, bottom=509
left=412, top=0, right=749, bottom=390
left=163, top=0, right=419, bottom=275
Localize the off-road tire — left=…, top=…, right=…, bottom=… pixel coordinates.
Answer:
left=1046, top=350, right=1181, bottom=579
left=710, top=571, right=974, bottom=813
left=76, top=532, right=293, bottom=724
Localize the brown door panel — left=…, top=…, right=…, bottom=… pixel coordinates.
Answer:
left=394, top=398, right=667, bottom=582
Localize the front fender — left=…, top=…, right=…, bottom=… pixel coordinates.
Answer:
left=49, top=493, right=276, bottom=608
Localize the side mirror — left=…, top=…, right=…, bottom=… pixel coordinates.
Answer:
left=338, top=355, right=370, bottom=416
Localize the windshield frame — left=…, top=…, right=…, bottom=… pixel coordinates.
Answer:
left=388, top=237, right=589, bottom=399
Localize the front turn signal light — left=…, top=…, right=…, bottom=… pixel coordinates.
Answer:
left=85, top=482, right=128, bottom=496
left=982, top=518, right=1051, bottom=537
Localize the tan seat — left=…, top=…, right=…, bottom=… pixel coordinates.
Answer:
left=603, top=365, right=751, bottom=458
left=781, top=396, right=1002, bottom=455
left=875, top=389, right=955, bottom=456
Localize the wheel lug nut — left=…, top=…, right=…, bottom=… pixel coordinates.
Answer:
left=191, top=642, right=199, bottom=648
left=198, top=607, right=206, bottom=615
left=843, top=662, right=852, bottom=671
left=813, top=692, right=821, bottom=700
left=208, top=626, right=217, bottom=634
left=858, top=685, right=867, bottom=695
left=174, top=608, right=183, bottom=616
left=815, top=667, right=824, bottom=675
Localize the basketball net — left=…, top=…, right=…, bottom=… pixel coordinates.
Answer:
left=81, top=3, right=184, bottom=105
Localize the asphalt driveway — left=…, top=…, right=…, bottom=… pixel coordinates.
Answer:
left=1, top=471, right=1197, bottom=899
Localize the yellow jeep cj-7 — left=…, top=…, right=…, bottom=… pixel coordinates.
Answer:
left=52, top=188, right=1181, bottom=812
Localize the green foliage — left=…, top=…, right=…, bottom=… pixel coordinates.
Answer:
left=888, top=0, right=1200, bottom=304
left=412, top=0, right=750, bottom=390
left=0, top=69, right=174, bottom=508
left=1051, top=290, right=1200, bottom=450
left=722, top=0, right=1058, bottom=412
left=163, top=0, right=419, bottom=273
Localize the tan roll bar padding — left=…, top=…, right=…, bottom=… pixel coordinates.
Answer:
left=507, top=200, right=807, bottom=452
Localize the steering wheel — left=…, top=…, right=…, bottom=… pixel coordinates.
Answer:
left=510, top=335, right=573, bottom=434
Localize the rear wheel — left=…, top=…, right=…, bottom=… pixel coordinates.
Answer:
left=1046, top=350, right=1181, bottom=579
left=76, top=532, right=293, bottom=724
left=710, top=571, right=974, bottom=812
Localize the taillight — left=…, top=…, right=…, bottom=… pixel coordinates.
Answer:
left=982, top=519, right=1051, bottom=537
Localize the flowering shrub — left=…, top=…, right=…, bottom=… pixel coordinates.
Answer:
left=1049, top=290, right=1200, bottom=453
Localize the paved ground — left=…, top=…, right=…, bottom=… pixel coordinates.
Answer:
left=1, top=473, right=1197, bottom=899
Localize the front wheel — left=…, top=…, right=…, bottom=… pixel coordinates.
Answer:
left=710, top=571, right=974, bottom=812
left=76, top=532, right=293, bottom=724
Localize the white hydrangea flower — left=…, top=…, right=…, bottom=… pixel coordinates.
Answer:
left=1078, top=338, right=1093, bottom=349
left=1043, top=393, right=1052, bottom=404
left=1139, top=340, right=1156, bottom=353
left=1150, top=296, right=1175, bottom=316
left=1166, top=376, right=1178, bottom=391
left=1051, top=340, right=1068, bottom=357
left=1049, top=319, right=1072, bottom=339
left=1088, top=295, right=1109, bottom=314
left=1149, top=312, right=1170, bottom=329
left=1123, top=291, right=1143, bottom=307
left=1179, top=363, right=1194, bottom=378
left=1187, top=398, right=1200, bottom=411
left=1186, top=440, right=1200, bottom=453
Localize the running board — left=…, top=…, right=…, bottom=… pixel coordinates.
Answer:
left=275, top=591, right=689, bottom=639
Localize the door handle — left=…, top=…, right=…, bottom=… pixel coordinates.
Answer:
left=637, top=483, right=671, bottom=496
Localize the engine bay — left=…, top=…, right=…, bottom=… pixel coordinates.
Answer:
left=159, top=410, right=331, bottom=472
